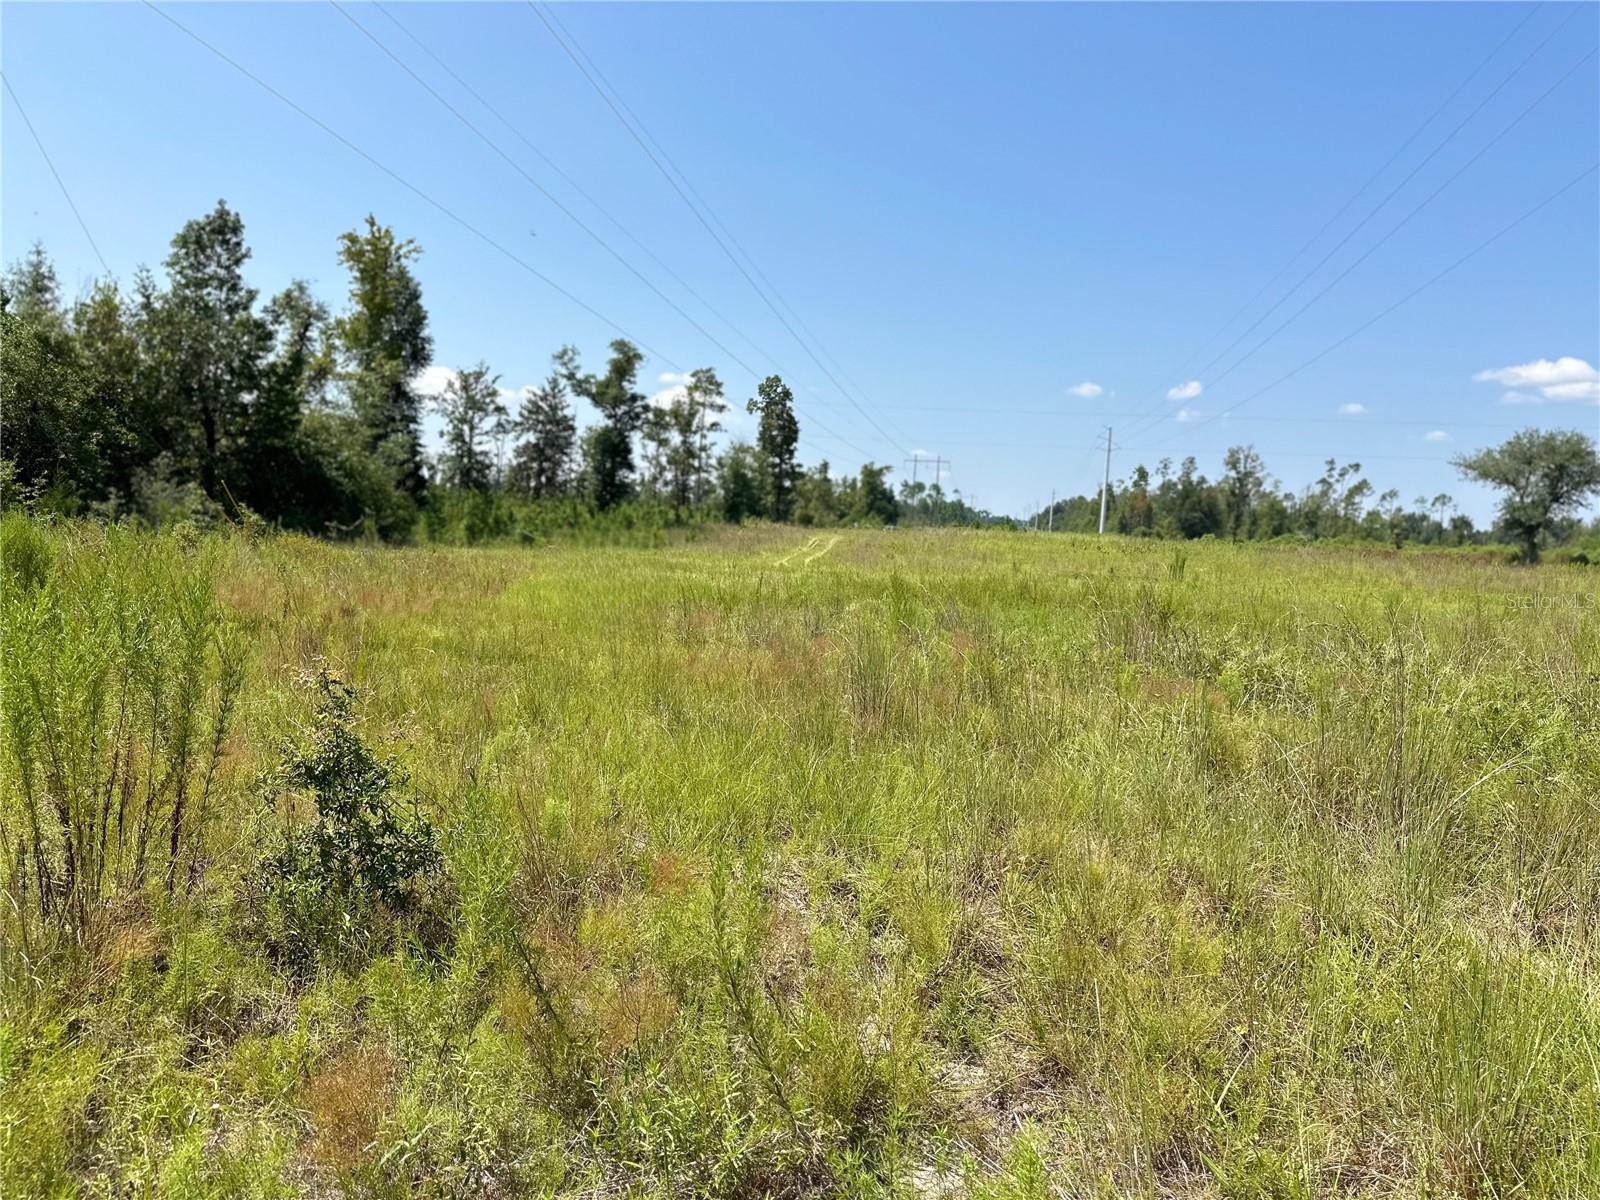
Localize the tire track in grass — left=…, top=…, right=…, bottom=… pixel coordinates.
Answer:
left=775, top=536, right=821, bottom=567
left=802, top=535, right=840, bottom=566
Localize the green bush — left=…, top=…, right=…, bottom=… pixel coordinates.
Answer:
left=253, top=671, right=446, bottom=973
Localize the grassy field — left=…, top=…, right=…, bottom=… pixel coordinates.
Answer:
left=3, top=518, right=1598, bottom=1198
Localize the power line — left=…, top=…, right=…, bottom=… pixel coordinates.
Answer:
left=527, top=1, right=914, bottom=457
left=540, top=22, right=898, bottom=450
left=953, top=442, right=1508, bottom=465
left=1124, top=39, right=1598, bottom=446
left=1167, top=37, right=1595, bottom=426
left=872, top=404, right=1560, bottom=431
left=143, top=0, right=868, bottom=471
left=1151, top=3, right=1546, bottom=389
left=372, top=1, right=777, bottom=371
left=1141, top=161, right=1599, bottom=451
left=1187, top=6, right=1576, bottom=389
left=329, top=5, right=759, bottom=372
left=152, top=3, right=877, bottom=466
left=535, top=0, right=896, bottom=431
left=344, top=1, right=877, bottom=463
left=143, top=0, right=678, bottom=365
left=2, top=73, right=111, bottom=276
left=1118, top=3, right=1578, bottom=439
left=150, top=4, right=880, bottom=467
left=529, top=0, right=912, bottom=454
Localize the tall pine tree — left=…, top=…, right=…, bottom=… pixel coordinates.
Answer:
left=748, top=374, right=800, bottom=522
left=434, top=364, right=507, bottom=493
left=510, top=360, right=577, bottom=499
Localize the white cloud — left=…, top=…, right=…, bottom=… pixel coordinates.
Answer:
left=1542, top=380, right=1600, bottom=403
left=1475, top=357, right=1599, bottom=405
left=1474, top=356, right=1596, bottom=388
left=650, top=384, right=689, bottom=410
left=658, top=370, right=693, bottom=386
left=1067, top=381, right=1104, bottom=399
left=414, top=365, right=519, bottom=407
left=1167, top=380, right=1203, bottom=402
left=1175, top=407, right=1201, bottom=423
left=1423, top=430, right=1450, bottom=442
left=1338, top=402, right=1367, bottom=415
left=414, top=365, right=458, bottom=397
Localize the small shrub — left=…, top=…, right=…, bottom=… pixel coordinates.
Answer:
left=253, top=671, right=446, bottom=973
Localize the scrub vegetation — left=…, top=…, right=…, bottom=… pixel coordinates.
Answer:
left=3, top=514, right=1597, bottom=1198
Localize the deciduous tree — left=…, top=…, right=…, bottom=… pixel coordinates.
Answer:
left=334, top=216, right=432, bottom=502
left=717, top=442, right=763, bottom=523
left=1220, top=445, right=1265, bottom=540
left=241, top=281, right=333, bottom=525
left=147, top=201, right=270, bottom=500
left=1455, top=430, right=1600, bottom=563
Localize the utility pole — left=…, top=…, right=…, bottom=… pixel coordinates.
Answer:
left=905, top=453, right=949, bottom=488
left=906, top=453, right=945, bottom=485
left=903, top=454, right=951, bottom=522
left=1098, top=426, right=1114, bottom=535
left=1048, top=489, right=1055, bottom=533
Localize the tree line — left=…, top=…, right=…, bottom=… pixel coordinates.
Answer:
left=0, top=201, right=997, bottom=541
left=4, top=200, right=1595, bottom=555
left=1036, top=435, right=1600, bottom=563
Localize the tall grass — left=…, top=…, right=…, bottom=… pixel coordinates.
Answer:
left=0, top=515, right=244, bottom=961
left=1, top=517, right=1597, bottom=1196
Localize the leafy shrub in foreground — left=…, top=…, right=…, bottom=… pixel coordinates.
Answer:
left=252, top=671, right=446, bottom=973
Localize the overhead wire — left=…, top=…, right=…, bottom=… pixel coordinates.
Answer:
left=1116, top=4, right=1580, bottom=440
left=1143, top=3, right=1546, bottom=391
left=1138, top=162, right=1599, bottom=454
left=540, top=5, right=900, bottom=445
left=142, top=1, right=678, bottom=365
left=1188, top=7, right=1575, bottom=380
left=1122, top=39, right=1598, bottom=446
left=344, top=1, right=877, bottom=461
left=329, top=3, right=758, bottom=375
left=372, top=0, right=783, bottom=372
left=2, top=72, right=111, bottom=276
left=144, top=2, right=872, bottom=463
left=526, top=0, right=916, bottom=458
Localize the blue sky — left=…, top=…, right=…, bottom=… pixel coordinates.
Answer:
left=4, top=2, right=1597, bottom=521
